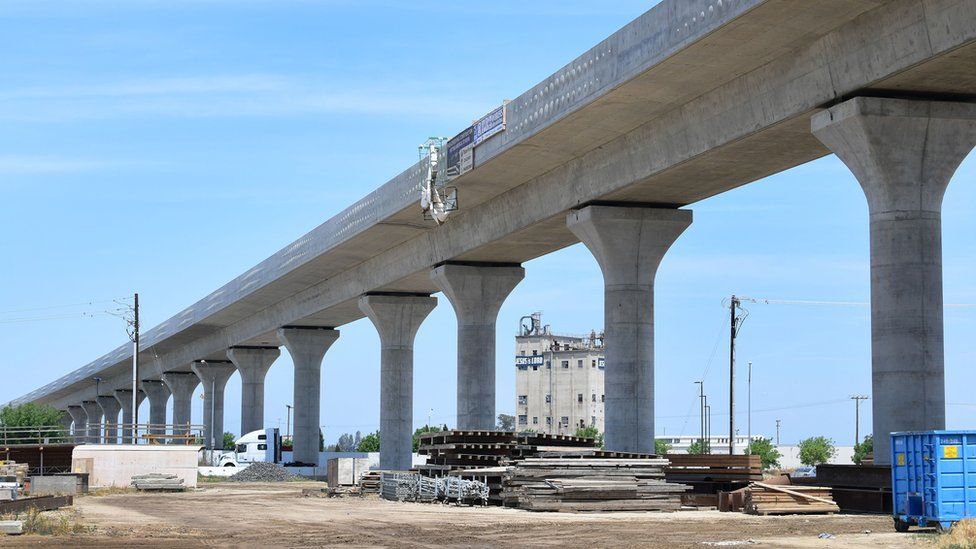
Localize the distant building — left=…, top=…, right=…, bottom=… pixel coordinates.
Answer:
left=515, top=313, right=605, bottom=435
left=655, top=435, right=758, bottom=455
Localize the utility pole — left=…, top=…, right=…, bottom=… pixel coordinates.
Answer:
left=775, top=419, right=781, bottom=445
left=728, top=295, right=742, bottom=455
left=851, top=395, right=869, bottom=445
left=285, top=405, right=292, bottom=440
left=131, top=293, right=140, bottom=444
left=704, top=400, right=711, bottom=455
left=694, top=381, right=704, bottom=451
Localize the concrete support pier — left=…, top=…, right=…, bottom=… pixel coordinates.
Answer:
left=567, top=205, right=692, bottom=453
left=114, top=389, right=146, bottom=444
left=141, top=380, right=171, bottom=436
left=359, top=294, right=437, bottom=470
left=431, top=263, right=525, bottom=430
left=162, top=372, right=200, bottom=437
left=67, top=405, right=86, bottom=441
left=277, top=327, right=340, bottom=465
left=227, top=347, right=280, bottom=435
left=192, top=361, right=237, bottom=449
left=812, top=97, right=976, bottom=464
left=96, top=395, right=122, bottom=444
left=59, top=411, right=73, bottom=435
left=81, top=400, right=102, bottom=444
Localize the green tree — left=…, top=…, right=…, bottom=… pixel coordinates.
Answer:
left=496, top=414, right=515, bottom=431
left=574, top=426, right=604, bottom=449
left=655, top=439, right=672, bottom=456
left=852, top=434, right=873, bottom=465
left=798, top=436, right=836, bottom=466
left=687, top=439, right=711, bottom=455
left=748, top=437, right=782, bottom=470
left=319, top=428, right=325, bottom=452
left=413, top=424, right=445, bottom=452
left=0, top=403, right=66, bottom=443
left=357, top=431, right=380, bottom=452
left=222, top=432, right=236, bottom=449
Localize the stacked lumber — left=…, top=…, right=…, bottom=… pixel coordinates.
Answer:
left=358, top=471, right=382, bottom=494
left=744, top=483, right=839, bottom=515
left=130, top=473, right=185, bottom=491
left=663, top=454, right=762, bottom=491
left=500, top=458, right=687, bottom=512
left=417, top=430, right=600, bottom=474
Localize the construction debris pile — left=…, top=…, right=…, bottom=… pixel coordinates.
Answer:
left=130, top=473, right=185, bottom=492
left=501, top=457, right=687, bottom=512
left=228, top=462, right=299, bottom=482
left=0, top=462, right=29, bottom=487
left=380, top=472, right=489, bottom=505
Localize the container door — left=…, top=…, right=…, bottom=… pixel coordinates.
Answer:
left=937, top=434, right=965, bottom=522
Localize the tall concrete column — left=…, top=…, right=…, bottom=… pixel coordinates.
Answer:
left=67, top=405, right=86, bottom=442
left=59, top=411, right=73, bottom=438
left=141, top=380, right=171, bottom=436
left=162, top=372, right=200, bottom=438
left=81, top=400, right=102, bottom=444
left=431, top=263, right=525, bottom=430
left=96, top=396, right=122, bottom=444
left=359, top=294, right=437, bottom=470
left=227, top=347, right=280, bottom=435
left=191, top=361, right=237, bottom=450
left=567, top=205, right=692, bottom=453
left=114, top=389, right=146, bottom=444
left=277, top=327, right=341, bottom=465
left=812, top=97, right=976, bottom=464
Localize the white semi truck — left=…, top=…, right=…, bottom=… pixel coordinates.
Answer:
left=217, top=428, right=282, bottom=467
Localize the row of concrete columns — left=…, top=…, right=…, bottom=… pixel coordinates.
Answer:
left=60, top=97, right=975, bottom=467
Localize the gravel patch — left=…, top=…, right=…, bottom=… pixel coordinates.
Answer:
left=227, top=462, right=300, bottom=482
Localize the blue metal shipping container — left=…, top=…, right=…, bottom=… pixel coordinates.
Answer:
left=891, top=431, right=976, bottom=532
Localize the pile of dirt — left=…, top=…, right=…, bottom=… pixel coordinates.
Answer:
left=227, top=462, right=299, bottom=482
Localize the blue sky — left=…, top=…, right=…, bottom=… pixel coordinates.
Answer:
left=1, top=1, right=974, bottom=448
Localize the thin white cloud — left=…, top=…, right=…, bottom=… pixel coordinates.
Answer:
left=0, top=74, right=495, bottom=122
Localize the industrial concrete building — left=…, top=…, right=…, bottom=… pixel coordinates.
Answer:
left=8, top=0, right=976, bottom=469
left=515, top=313, right=605, bottom=434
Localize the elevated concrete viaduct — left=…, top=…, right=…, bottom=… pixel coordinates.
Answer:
left=10, top=0, right=976, bottom=465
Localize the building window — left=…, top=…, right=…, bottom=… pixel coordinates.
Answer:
left=591, top=416, right=596, bottom=426
left=546, top=417, right=552, bottom=426
left=577, top=393, right=583, bottom=403
left=545, top=394, right=551, bottom=403
left=561, top=360, right=569, bottom=369
left=532, top=349, right=538, bottom=355
left=577, top=359, right=583, bottom=368
left=532, top=416, right=538, bottom=425
left=520, top=350, right=526, bottom=356
left=546, top=361, right=551, bottom=369
left=579, top=419, right=585, bottom=428
left=591, top=394, right=596, bottom=402
left=532, top=365, right=539, bottom=371
left=601, top=394, right=605, bottom=402
left=518, top=395, right=528, bottom=405
left=560, top=416, right=569, bottom=426
left=518, top=415, right=528, bottom=425
left=592, top=359, right=596, bottom=368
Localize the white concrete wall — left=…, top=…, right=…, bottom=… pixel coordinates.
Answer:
left=776, top=445, right=855, bottom=469
left=72, top=445, right=200, bottom=488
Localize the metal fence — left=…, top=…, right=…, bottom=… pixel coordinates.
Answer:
left=0, top=423, right=206, bottom=446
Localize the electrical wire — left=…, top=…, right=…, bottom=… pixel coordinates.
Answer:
left=0, top=297, right=129, bottom=317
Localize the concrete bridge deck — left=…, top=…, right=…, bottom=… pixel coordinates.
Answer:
left=12, top=0, right=976, bottom=434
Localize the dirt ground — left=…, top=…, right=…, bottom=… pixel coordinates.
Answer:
left=3, top=481, right=939, bottom=548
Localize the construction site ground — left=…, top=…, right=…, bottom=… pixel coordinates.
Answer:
left=4, top=481, right=936, bottom=548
